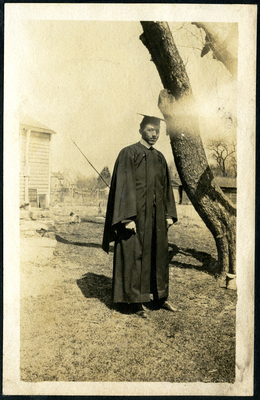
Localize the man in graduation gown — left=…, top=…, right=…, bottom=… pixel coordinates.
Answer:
left=102, top=115, right=178, bottom=318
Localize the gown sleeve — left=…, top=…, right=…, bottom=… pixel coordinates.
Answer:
left=102, top=146, right=137, bottom=253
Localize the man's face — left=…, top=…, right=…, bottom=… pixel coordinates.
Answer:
left=140, top=123, right=160, bottom=146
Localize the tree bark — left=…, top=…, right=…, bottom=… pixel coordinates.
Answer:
left=140, top=21, right=236, bottom=286
left=191, top=22, right=238, bottom=79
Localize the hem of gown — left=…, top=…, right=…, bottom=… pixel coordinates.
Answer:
left=112, top=294, right=151, bottom=303
left=157, top=289, right=169, bottom=299
left=113, top=291, right=168, bottom=304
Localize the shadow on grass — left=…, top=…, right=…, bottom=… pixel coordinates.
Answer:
left=56, top=234, right=114, bottom=252
left=77, top=273, right=146, bottom=315
left=169, top=243, right=218, bottom=276
left=77, top=272, right=113, bottom=309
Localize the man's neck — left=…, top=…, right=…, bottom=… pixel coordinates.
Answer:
left=140, top=138, right=152, bottom=149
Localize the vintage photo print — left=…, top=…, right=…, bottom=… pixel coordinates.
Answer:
left=4, top=3, right=256, bottom=396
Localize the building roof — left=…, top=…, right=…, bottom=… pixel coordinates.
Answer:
left=20, top=115, right=56, bottom=135
left=51, top=172, right=64, bottom=180
left=214, top=176, right=237, bottom=188
left=171, top=170, right=237, bottom=188
left=171, top=175, right=236, bottom=189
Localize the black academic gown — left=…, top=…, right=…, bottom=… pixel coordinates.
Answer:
left=102, top=142, right=177, bottom=303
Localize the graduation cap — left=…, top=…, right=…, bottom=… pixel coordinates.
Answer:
left=137, top=113, right=165, bottom=128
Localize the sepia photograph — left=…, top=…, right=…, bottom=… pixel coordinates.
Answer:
left=4, top=4, right=256, bottom=396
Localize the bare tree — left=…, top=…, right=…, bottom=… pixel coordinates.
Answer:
left=208, top=139, right=236, bottom=177
left=140, top=21, right=236, bottom=288
left=97, top=166, right=111, bottom=189
left=229, top=155, right=237, bottom=178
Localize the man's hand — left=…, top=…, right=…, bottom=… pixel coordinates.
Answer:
left=166, top=218, right=174, bottom=230
left=125, top=221, right=137, bottom=233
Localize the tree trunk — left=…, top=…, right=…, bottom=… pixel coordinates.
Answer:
left=140, top=21, right=236, bottom=287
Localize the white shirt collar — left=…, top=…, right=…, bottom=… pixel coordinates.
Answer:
left=140, top=138, right=152, bottom=149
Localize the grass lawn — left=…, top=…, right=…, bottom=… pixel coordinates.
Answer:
left=20, top=205, right=236, bottom=382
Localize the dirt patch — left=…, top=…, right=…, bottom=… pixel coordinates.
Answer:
left=20, top=205, right=236, bottom=382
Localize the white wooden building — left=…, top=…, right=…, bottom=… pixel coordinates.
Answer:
left=19, top=116, right=56, bottom=208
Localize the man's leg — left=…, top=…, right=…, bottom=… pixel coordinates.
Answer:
left=150, top=208, right=179, bottom=312
left=150, top=204, right=158, bottom=304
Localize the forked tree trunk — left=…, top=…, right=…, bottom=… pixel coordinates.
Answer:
left=191, top=22, right=238, bottom=79
left=140, top=21, right=236, bottom=287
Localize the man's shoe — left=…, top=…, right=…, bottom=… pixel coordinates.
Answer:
left=133, top=303, right=148, bottom=318
left=161, top=302, right=179, bottom=312
left=136, top=310, right=148, bottom=318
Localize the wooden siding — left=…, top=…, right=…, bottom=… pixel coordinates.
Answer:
left=172, top=188, right=180, bottom=204
left=19, top=118, right=56, bottom=207
left=19, top=131, right=27, bottom=203
left=20, top=128, right=51, bottom=205
left=28, top=131, right=50, bottom=196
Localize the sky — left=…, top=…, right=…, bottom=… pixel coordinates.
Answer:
left=17, top=20, right=237, bottom=179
